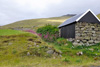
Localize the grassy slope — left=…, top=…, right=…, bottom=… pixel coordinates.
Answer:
left=0, top=29, right=26, bottom=36
left=1, top=16, right=70, bottom=30
left=0, top=29, right=100, bottom=67
left=0, top=29, right=63, bottom=67
left=1, top=15, right=100, bottom=67
left=97, top=14, right=100, bottom=19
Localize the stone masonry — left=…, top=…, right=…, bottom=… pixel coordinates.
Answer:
left=69, top=22, right=100, bottom=46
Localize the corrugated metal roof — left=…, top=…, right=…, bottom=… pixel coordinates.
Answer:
left=58, top=13, right=83, bottom=28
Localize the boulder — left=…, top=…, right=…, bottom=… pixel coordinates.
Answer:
left=47, top=50, right=54, bottom=54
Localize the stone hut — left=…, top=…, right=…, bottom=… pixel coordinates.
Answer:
left=58, top=9, right=100, bottom=46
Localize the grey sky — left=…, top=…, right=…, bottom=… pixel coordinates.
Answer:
left=0, top=0, right=100, bottom=25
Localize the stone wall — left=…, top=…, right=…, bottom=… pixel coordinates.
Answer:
left=73, top=22, right=100, bottom=46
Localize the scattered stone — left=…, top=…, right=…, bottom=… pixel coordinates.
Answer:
left=47, top=50, right=54, bottom=54
left=8, top=42, right=13, bottom=45
left=53, top=52, right=59, bottom=56
left=34, top=42, right=36, bottom=46
left=27, top=52, right=30, bottom=56
left=76, top=52, right=83, bottom=56
left=58, top=50, right=62, bottom=54
left=59, top=55, right=62, bottom=57
left=36, top=45, right=39, bottom=47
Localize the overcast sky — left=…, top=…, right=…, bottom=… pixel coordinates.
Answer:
left=0, top=0, right=100, bottom=26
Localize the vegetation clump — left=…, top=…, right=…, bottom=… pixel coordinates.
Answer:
left=55, top=38, right=67, bottom=46
left=36, top=25, right=59, bottom=42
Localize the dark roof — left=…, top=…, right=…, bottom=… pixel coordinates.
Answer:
left=58, top=9, right=100, bottom=28
left=58, top=13, right=83, bottom=28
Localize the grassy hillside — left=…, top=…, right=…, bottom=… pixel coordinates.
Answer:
left=97, top=14, right=100, bottom=19
left=1, top=15, right=100, bottom=67
left=2, top=14, right=100, bottom=30
left=0, top=29, right=27, bottom=36
left=1, top=16, right=70, bottom=30
left=0, top=29, right=63, bottom=67
left=0, top=29, right=100, bottom=67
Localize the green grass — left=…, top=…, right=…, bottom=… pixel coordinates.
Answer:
left=0, top=29, right=26, bottom=36
left=46, top=41, right=100, bottom=66
left=0, top=29, right=100, bottom=67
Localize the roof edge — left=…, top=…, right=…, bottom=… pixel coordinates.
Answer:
left=76, top=9, right=100, bottom=22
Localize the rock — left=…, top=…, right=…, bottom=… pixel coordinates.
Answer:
left=93, top=34, right=96, bottom=36
left=94, top=41, right=100, bottom=43
left=76, top=52, right=83, bottom=56
left=73, top=42, right=78, bottom=46
left=88, top=40, right=94, bottom=43
left=85, top=37, right=90, bottom=40
left=36, top=45, right=39, bottom=47
left=47, top=50, right=54, bottom=54
left=68, top=38, right=74, bottom=42
left=8, top=42, right=13, bottom=45
left=92, top=31, right=95, bottom=34
left=59, top=55, right=62, bottom=57
left=34, top=42, right=36, bottom=46
left=76, top=40, right=80, bottom=43
left=53, top=52, right=59, bottom=56
left=81, top=28, right=84, bottom=30
left=86, top=42, right=90, bottom=46
left=27, top=52, right=30, bottom=56
left=89, top=48, right=94, bottom=52
left=82, top=40, right=87, bottom=43
left=58, top=50, right=62, bottom=54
